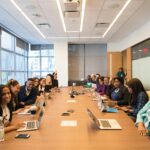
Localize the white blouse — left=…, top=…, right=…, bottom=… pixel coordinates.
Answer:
left=2, top=106, right=10, bottom=126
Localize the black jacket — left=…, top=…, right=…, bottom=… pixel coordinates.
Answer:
left=18, top=85, right=38, bottom=105
left=110, top=86, right=130, bottom=106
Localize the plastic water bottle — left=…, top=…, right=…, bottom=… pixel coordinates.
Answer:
left=0, top=117, right=5, bottom=142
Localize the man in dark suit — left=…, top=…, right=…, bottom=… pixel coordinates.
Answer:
left=18, top=78, right=38, bottom=107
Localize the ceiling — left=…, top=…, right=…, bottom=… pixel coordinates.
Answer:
left=0, top=0, right=149, bottom=44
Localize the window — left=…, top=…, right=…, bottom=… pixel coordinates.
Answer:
left=41, top=49, right=54, bottom=56
left=16, top=55, right=25, bottom=71
left=15, top=47, right=25, bottom=55
left=1, top=31, right=14, bottom=51
left=41, top=57, right=54, bottom=71
left=15, top=72, right=25, bottom=85
left=1, top=72, right=15, bottom=84
left=1, top=50, right=15, bottom=70
left=28, top=50, right=40, bottom=57
left=0, top=29, right=29, bottom=85
left=28, top=44, right=54, bottom=78
left=28, top=72, right=41, bottom=78
left=28, top=57, right=40, bottom=71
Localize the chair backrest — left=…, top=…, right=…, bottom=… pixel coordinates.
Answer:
left=146, top=91, right=150, bottom=100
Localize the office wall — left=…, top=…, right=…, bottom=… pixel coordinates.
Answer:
left=85, top=44, right=107, bottom=77
left=107, top=49, right=132, bottom=80
left=108, top=21, right=150, bottom=52
left=68, top=44, right=84, bottom=81
left=54, top=41, right=68, bottom=86
left=132, top=57, right=150, bottom=90
left=107, top=52, right=122, bottom=77
left=122, top=48, right=132, bottom=81
left=68, top=44, right=107, bottom=81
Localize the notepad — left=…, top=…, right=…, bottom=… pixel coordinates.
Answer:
left=67, top=100, right=77, bottom=103
left=61, top=120, right=77, bottom=127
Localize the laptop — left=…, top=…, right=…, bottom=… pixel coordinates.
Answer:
left=97, top=96, right=118, bottom=113
left=17, top=108, right=44, bottom=132
left=18, top=108, right=31, bottom=115
left=18, top=97, right=45, bottom=115
left=86, top=108, right=122, bottom=130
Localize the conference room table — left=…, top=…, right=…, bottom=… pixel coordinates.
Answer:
left=0, top=86, right=150, bottom=150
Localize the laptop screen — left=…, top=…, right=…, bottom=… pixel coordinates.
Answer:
left=87, top=108, right=100, bottom=127
left=38, top=108, right=44, bottom=125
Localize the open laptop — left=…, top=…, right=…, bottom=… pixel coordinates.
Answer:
left=17, top=108, right=44, bottom=132
left=18, top=108, right=31, bottom=115
left=18, top=97, right=45, bottom=115
left=97, top=97, right=118, bottom=113
left=86, top=108, right=122, bottom=130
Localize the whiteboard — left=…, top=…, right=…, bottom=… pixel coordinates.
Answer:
left=132, top=57, right=150, bottom=90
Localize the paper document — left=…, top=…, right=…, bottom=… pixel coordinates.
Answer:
left=61, top=120, right=77, bottom=127
left=67, top=100, right=77, bottom=103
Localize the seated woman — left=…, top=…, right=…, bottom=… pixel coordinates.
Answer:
left=105, top=77, right=114, bottom=98
left=38, top=78, right=46, bottom=92
left=135, top=101, right=150, bottom=135
left=7, top=80, right=20, bottom=111
left=107, top=77, right=130, bottom=106
left=45, top=74, right=54, bottom=93
left=121, top=78, right=149, bottom=121
left=96, top=77, right=107, bottom=95
left=0, top=85, right=23, bottom=133
left=33, top=77, right=40, bottom=90
left=53, top=72, right=59, bottom=88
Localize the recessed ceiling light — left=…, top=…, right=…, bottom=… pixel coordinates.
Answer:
left=80, top=0, right=86, bottom=32
left=102, top=0, right=131, bottom=38
left=32, top=13, right=41, bottom=17
left=47, top=36, right=102, bottom=39
left=56, top=0, right=66, bottom=32
left=95, top=23, right=110, bottom=28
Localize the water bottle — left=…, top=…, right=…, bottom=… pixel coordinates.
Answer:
left=0, top=117, right=5, bottom=142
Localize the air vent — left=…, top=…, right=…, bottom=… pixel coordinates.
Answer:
left=95, top=23, right=110, bottom=28
left=37, top=23, right=51, bottom=29
left=64, top=11, right=80, bottom=18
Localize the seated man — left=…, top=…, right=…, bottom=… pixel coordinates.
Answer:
left=18, top=78, right=38, bottom=107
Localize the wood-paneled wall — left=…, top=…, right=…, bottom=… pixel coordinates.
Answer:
left=107, top=48, right=132, bottom=80
left=107, top=52, right=122, bottom=77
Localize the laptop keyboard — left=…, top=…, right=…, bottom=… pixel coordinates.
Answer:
left=26, top=121, right=36, bottom=129
left=101, top=120, right=111, bottom=128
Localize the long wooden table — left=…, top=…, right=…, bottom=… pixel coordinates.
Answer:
left=0, top=86, right=150, bottom=150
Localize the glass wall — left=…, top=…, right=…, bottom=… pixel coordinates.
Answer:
left=28, top=44, right=54, bottom=78
left=132, top=38, right=150, bottom=90
left=0, top=29, right=28, bottom=85
left=0, top=28, right=55, bottom=85
left=68, top=44, right=107, bottom=81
